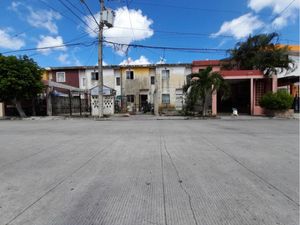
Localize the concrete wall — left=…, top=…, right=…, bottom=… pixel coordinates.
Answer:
left=120, top=67, right=153, bottom=111
left=79, top=68, right=117, bottom=93
left=0, top=102, right=4, bottom=117
left=50, top=69, right=80, bottom=88
left=156, top=65, right=191, bottom=110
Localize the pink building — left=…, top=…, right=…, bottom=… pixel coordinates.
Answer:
left=192, top=60, right=277, bottom=115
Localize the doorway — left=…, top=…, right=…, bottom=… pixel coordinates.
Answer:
left=217, top=79, right=251, bottom=114
left=139, top=94, right=148, bottom=112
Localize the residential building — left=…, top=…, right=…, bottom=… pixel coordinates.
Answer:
left=155, top=64, right=191, bottom=114
left=46, top=67, right=80, bottom=88
left=192, top=60, right=277, bottom=115
left=277, top=45, right=300, bottom=97
left=45, top=63, right=191, bottom=114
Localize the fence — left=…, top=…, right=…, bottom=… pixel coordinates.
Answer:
left=52, top=95, right=90, bottom=116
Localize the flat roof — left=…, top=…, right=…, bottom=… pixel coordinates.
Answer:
left=45, top=63, right=191, bottom=71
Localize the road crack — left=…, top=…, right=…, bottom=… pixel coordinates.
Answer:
left=161, top=135, right=199, bottom=225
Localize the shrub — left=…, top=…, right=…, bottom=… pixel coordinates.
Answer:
left=259, top=90, right=293, bottom=110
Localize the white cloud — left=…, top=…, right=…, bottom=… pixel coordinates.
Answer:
left=37, top=35, right=66, bottom=55
left=119, top=56, right=151, bottom=65
left=9, top=1, right=21, bottom=12
left=73, top=58, right=82, bottom=66
left=211, top=13, right=264, bottom=39
left=248, top=0, right=299, bottom=29
left=0, top=28, right=25, bottom=50
left=58, top=53, right=82, bottom=66
left=57, top=53, right=71, bottom=64
left=84, top=7, right=153, bottom=54
left=27, top=8, right=61, bottom=34
left=248, top=0, right=299, bottom=13
left=9, top=2, right=61, bottom=34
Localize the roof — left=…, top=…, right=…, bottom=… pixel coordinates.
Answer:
left=277, top=44, right=300, bottom=52
left=192, top=60, right=220, bottom=66
left=220, top=70, right=263, bottom=77
left=45, top=63, right=191, bottom=71
left=90, top=85, right=116, bottom=96
left=42, top=80, right=86, bottom=92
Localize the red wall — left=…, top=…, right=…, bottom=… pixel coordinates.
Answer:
left=52, top=69, right=79, bottom=88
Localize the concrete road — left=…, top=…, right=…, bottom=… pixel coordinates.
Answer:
left=0, top=118, right=299, bottom=225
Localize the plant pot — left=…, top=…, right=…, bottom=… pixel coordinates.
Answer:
left=265, top=109, right=294, bottom=118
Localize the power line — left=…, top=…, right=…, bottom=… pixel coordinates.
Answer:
left=103, top=40, right=228, bottom=52
left=255, top=0, right=297, bottom=35
left=107, top=26, right=234, bottom=38
left=1, top=38, right=228, bottom=55
left=119, top=0, right=249, bottom=15
left=1, top=41, right=97, bottom=55
left=56, top=0, right=97, bottom=34
left=39, top=0, right=97, bottom=35
left=65, top=0, right=87, bottom=17
left=80, top=0, right=100, bottom=27
left=125, top=0, right=136, bottom=42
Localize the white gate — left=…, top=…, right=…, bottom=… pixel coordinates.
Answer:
left=91, top=95, right=114, bottom=116
left=175, top=89, right=183, bottom=110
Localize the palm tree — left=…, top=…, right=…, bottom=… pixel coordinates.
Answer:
left=183, top=67, right=230, bottom=116
left=226, top=32, right=295, bottom=76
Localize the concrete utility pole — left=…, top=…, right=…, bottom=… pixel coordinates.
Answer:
left=98, top=0, right=105, bottom=117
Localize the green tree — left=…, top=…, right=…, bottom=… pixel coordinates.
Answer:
left=0, top=55, right=44, bottom=117
left=183, top=67, right=230, bottom=116
left=225, top=32, right=295, bottom=76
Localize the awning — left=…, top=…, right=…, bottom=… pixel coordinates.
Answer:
left=278, top=76, right=300, bottom=86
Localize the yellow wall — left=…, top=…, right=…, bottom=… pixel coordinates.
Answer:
left=120, top=66, right=153, bottom=110
left=121, top=67, right=152, bottom=95
left=42, top=71, right=50, bottom=80
left=277, top=44, right=300, bottom=52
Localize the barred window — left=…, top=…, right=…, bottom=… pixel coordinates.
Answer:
left=255, top=80, right=265, bottom=106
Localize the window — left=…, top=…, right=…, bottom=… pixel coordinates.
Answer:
left=150, top=76, right=155, bottom=85
left=116, top=77, right=120, bottom=86
left=255, top=80, right=265, bottom=106
left=127, top=95, right=135, bottom=103
left=56, top=72, right=65, bottom=83
left=162, top=94, right=170, bottom=104
left=162, top=70, right=170, bottom=80
left=199, top=69, right=204, bottom=73
left=82, top=78, right=87, bottom=87
left=126, top=71, right=134, bottom=80
left=91, top=72, right=98, bottom=80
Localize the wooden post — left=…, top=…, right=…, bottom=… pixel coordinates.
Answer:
left=46, top=87, right=52, bottom=116
left=69, top=90, right=72, bottom=116
left=79, top=93, right=82, bottom=116
left=250, top=78, right=254, bottom=115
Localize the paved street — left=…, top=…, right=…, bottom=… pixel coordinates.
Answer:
left=0, top=118, right=299, bottom=225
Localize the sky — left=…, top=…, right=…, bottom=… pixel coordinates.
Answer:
left=0, top=0, right=299, bottom=67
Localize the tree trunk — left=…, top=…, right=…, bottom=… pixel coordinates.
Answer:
left=12, top=99, right=26, bottom=117
left=202, top=98, right=206, bottom=116
left=32, top=97, right=36, bottom=116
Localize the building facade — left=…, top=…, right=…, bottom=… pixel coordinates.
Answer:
left=192, top=60, right=277, bottom=116
left=45, top=63, right=192, bottom=114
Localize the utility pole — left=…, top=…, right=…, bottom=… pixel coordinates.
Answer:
left=98, top=0, right=104, bottom=117
left=81, top=0, right=114, bottom=117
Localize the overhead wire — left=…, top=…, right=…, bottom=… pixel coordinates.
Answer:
left=1, top=38, right=228, bottom=55
left=80, top=0, right=100, bottom=27
left=254, top=0, right=297, bottom=35
left=56, top=0, right=97, bottom=34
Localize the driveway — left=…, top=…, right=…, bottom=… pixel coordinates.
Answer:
left=0, top=118, right=299, bottom=225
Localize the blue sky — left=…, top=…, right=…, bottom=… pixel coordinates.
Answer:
left=0, top=0, right=299, bottom=67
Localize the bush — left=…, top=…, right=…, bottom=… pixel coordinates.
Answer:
left=259, top=90, right=293, bottom=110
